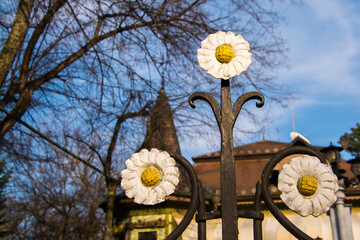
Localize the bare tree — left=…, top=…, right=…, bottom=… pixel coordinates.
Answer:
left=0, top=0, right=288, bottom=139
left=7, top=133, right=106, bottom=240
left=1, top=0, right=292, bottom=239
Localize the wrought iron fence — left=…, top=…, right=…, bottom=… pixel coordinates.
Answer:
left=136, top=31, right=339, bottom=240
left=159, top=78, right=329, bottom=240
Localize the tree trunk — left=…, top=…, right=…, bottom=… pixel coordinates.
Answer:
left=104, top=181, right=118, bottom=240
left=0, top=0, right=33, bottom=86
left=0, top=85, right=34, bottom=139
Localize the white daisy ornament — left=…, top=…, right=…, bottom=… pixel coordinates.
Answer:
left=121, top=148, right=180, bottom=205
left=278, top=155, right=338, bottom=217
left=197, top=31, right=252, bottom=80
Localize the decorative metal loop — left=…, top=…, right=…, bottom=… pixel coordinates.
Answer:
left=232, top=92, right=264, bottom=127
left=165, top=153, right=199, bottom=240
left=189, top=92, right=221, bottom=126
left=350, top=176, right=360, bottom=186
left=261, top=145, right=325, bottom=240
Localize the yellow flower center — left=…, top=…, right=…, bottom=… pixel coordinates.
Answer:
left=215, top=44, right=236, bottom=63
left=297, top=175, right=318, bottom=196
left=141, top=166, right=161, bottom=187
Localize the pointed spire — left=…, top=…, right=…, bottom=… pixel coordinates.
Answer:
left=140, top=89, right=191, bottom=193
left=140, top=88, right=181, bottom=155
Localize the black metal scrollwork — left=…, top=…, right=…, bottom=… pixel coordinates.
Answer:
left=165, top=140, right=324, bottom=240
left=261, top=144, right=326, bottom=240
left=188, top=79, right=264, bottom=240
left=163, top=79, right=325, bottom=239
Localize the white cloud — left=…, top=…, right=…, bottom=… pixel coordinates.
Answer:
left=268, top=0, right=360, bottom=146
left=279, top=0, right=360, bottom=99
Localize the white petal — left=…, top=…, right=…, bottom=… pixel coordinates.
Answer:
left=316, top=188, right=337, bottom=204
left=131, top=153, right=144, bottom=167
left=311, top=196, right=323, bottom=217
left=277, top=182, right=290, bottom=193
left=232, top=60, right=245, bottom=74
left=124, top=159, right=139, bottom=171
left=227, top=62, right=237, bottom=78
left=290, top=193, right=305, bottom=211
left=232, top=41, right=250, bottom=52
left=306, top=156, right=320, bottom=170
left=243, top=51, right=252, bottom=61
left=155, top=185, right=166, bottom=200
left=197, top=48, right=216, bottom=57
left=319, top=180, right=338, bottom=191
left=203, top=33, right=219, bottom=48
left=156, top=158, right=176, bottom=173
left=147, top=148, right=160, bottom=164
left=198, top=58, right=212, bottom=70
left=313, top=162, right=330, bottom=176
left=298, top=199, right=312, bottom=217
left=138, top=149, right=149, bottom=162
left=299, top=155, right=311, bottom=173
left=142, top=189, right=159, bottom=205
left=278, top=172, right=297, bottom=186
left=242, top=56, right=252, bottom=70
left=197, top=54, right=216, bottom=63
left=163, top=166, right=180, bottom=177
left=318, top=172, right=337, bottom=182
left=315, top=192, right=332, bottom=209
left=124, top=182, right=140, bottom=198
left=134, top=186, right=149, bottom=204
left=155, top=151, right=171, bottom=164
left=280, top=188, right=298, bottom=203
left=121, top=169, right=138, bottom=181
left=234, top=54, right=251, bottom=68
left=198, top=56, right=218, bottom=71
left=209, top=71, right=222, bottom=79
left=224, top=31, right=236, bottom=44
left=200, top=39, right=216, bottom=51
left=281, top=164, right=299, bottom=179
left=290, top=157, right=304, bottom=175
left=206, top=60, right=223, bottom=78
left=234, top=33, right=246, bottom=43
left=121, top=177, right=139, bottom=191
left=157, top=181, right=176, bottom=195
left=221, top=64, right=230, bottom=79
left=216, top=64, right=225, bottom=79
left=278, top=182, right=296, bottom=194
left=215, top=31, right=226, bottom=45
left=163, top=174, right=179, bottom=187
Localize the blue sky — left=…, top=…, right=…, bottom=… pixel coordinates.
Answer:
left=181, top=0, right=360, bottom=161
left=272, top=0, right=360, bottom=160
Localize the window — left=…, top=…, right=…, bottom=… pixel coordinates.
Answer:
left=138, top=231, right=157, bottom=240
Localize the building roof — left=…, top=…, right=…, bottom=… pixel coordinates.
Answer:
left=192, top=139, right=360, bottom=199
left=193, top=140, right=291, bottom=162
left=193, top=141, right=285, bottom=197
